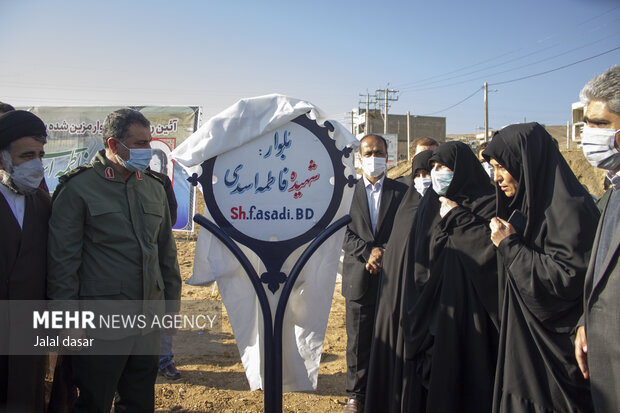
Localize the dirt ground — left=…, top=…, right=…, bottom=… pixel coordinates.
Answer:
left=154, top=237, right=348, bottom=413
left=152, top=145, right=604, bottom=413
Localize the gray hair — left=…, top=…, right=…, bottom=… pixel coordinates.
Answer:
left=580, top=66, right=620, bottom=115
left=0, top=135, right=46, bottom=173
left=0, top=149, right=38, bottom=193
left=0, top=149, right=12, bottom=171
left=102, top=108, right=150, bottom=148
left=0, top=150, right=13, bottom=189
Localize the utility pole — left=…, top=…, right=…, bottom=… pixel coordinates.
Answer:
left=368, top=93, right=371, bottom=135
left=484, top=82, right=489, bottom=143
left=375, top=86, right=399, bottom=135
left=344, top=112, right=355, bottom=135
left=358, top=92, right=377, bottom=135
left=483, top=82, right=498, bottom=142
left=407, top=111, right=411, bottom=161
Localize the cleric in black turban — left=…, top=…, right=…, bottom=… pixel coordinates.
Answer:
left=0, top=110, right=47, bottom=150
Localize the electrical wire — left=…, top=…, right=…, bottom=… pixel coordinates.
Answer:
left=400, top=24, right=620, bottom=92
left=394, top=4, right=620, bottom=90
left=408, top=45, right=618, bottom=116
left=421, top=87, right=482, bottom=116
left=490, top=45, right=620, bottom=86
left=401, top=34, right=620, bottom=93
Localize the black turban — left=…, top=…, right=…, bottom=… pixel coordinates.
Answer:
left=0, top=110, right=47, bottom=150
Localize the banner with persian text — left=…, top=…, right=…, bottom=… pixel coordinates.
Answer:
left=20, top=106, right=200, bottom=232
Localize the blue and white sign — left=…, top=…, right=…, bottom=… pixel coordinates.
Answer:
left=173, top=95, right=359, bottom=401
left=197, top=114, right=352, bottom=258
left=211, top=122, right=334, bottom=241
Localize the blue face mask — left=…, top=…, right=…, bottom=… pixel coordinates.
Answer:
left=116, top=140, right=153, bottom=172
left=431, top=169, right=454, bottom=196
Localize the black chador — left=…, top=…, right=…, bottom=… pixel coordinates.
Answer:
left=483, top=123, right=599, bottom=413
left=404, top=141, right=499, bottom=413
left=364, top=150, right=432, bottom=413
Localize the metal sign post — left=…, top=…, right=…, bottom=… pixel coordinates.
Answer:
left=189, top=113, right=356, bottom=412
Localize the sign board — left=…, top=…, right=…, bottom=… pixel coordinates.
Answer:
left=20, top=106, right=200, bottom=231
left=384, top=133, right=398, bottom=166
left=190, top=115, right=355, bottom=293
left=194, top=113, right=354, bottom=292
left=189, top=109, right=356, bottom=413
left=211, top=123, right=333, bottom=241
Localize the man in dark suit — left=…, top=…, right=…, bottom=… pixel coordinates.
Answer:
left=0, top=110, right=50, bottom=413
left=575, top=66, right=620, bottom=412
left=341, top=134, right=407, bottom=413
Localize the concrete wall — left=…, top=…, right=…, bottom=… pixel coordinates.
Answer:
left=365, top=114, right=446, bottom=160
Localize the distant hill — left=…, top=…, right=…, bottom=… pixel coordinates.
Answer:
left=388, top=125, right=605, bottom=198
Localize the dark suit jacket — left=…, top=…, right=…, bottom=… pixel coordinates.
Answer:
left=582, top=190, right=620, bottom=412
left=396, top=173, right=412, bottom=187
left=0, top=187, right=50, bottom=412
left=341, top=177, right=407, bottom=301
left=0, top=188, right=50, bottom=301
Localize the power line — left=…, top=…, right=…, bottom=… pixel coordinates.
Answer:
left=394, top=4, right=620, bottom=90
left=400, top=23, right=620, bottom=92
left=401, top=33, right=620, bottom=93
left=421, top=87, right=482, bottom=116
left=414, top=45, right=619, bottom=116
left=490, top=45, right=620, bottom=86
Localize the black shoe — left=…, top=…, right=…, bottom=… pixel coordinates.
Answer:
left=158, top=363, right=181, bottom=380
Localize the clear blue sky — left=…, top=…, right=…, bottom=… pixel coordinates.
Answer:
left=1, top=0, right=618, bottom=134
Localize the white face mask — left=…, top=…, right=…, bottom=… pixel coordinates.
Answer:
left=431, top=169, right=454, bottom=196
left=581, top=125, right=620, bottom=170
left=481, top=161, right=494, bottom=179
left=361, top=156, right=386, bottom=178
left=413, top=176, right=432, bottom=196
left=10, top=158, right=45, bottom=194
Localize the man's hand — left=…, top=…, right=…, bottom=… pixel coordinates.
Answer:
left=60, top=328, right=87, bottom=352
left=439, top=197, right=458, bottom=218
left=575, top=325, right=589, bottom=379
left=365, top=247, right=385, bottom=275
left=489, top=217, right=516, bottom=247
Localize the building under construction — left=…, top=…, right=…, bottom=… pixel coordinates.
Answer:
left=351, top=108, right=446, bottom=160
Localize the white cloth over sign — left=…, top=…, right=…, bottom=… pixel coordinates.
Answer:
left=171, top=94, right=358, bottom=392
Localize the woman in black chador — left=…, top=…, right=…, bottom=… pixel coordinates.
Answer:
left=404, top=141, right=499, bottom=413
left=364, top=150, right=433, bottom=413
left=483, top=122, right=599, bottom=413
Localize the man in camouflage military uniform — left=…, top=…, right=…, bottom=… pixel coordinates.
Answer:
left=47, top=108, right=182, bottom=413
